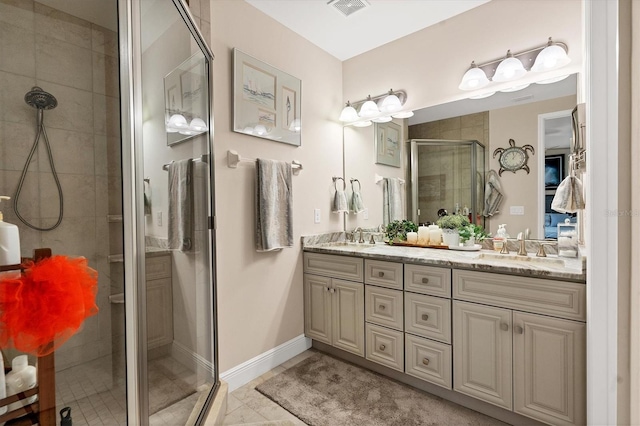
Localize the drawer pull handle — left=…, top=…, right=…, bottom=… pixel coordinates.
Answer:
left=422, top=358, right=430, bottom=366
left=379, top=344, right=386, bottom=351
left=500, top=323, right=509, bottom=332
left=421, top=314, right=429, bottom=321
left=515, top=325, right=524, bottom=334
left=379, top=305, right=386, bottom=311
left=421, top=278, right=429, bottom=284
left=378, top=271, right=385, bottom=278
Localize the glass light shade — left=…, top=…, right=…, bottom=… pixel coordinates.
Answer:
left=189, top=117, right=207, bottom=131
left=179, top=129, right=196, bottom=136
left=166, top=126, right=179, bottom=133
left=339, top=102, right=358, bottom=122
left=458, top=63, right=490, bottom=90
left=358, top=96, right=379, bottom=118
left=500, top=83, right=530, bottom=93
left=288, top=118, right=301, bottom=132
left=371, top=115, right=392, bottom=123
left=254, top=124, right=268, bottom=135
left=243, top=126, right=254, bottom=134
left=531, top=44, right=570, bottom=72
left=353, top=120, right=372, bottom=127
left=469, top=91, right=496, bottom=99
left=492, top=53, right=527, bottom=82
left=536, top=74, right=570, bottom=85
left=392, top=110, right=414, bottom=119
left=379, top=93, right=402, bottom=113
left=168, top=114, right=188, bottom=128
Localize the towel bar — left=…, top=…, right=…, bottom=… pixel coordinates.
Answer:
left=162, top=154, right=209, bottom=171
left=227, top=150, right=302, bottom=175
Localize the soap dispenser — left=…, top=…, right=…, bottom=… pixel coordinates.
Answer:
left=493, top=224, right=508, bottom=252
left=0, top=196, right=20, bottom=267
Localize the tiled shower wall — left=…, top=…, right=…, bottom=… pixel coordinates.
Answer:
left=0, top=0, right=122, bottom=371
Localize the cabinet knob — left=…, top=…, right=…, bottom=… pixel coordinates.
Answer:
left=421, top=277, right=429, bottom=284
left=421, top=313, right=429, bottom=321
left=422, top=358, right=430, bottom=366
left=379, top=305, right=386, bottom=311
left=515, top=325, right=524, bottom=334
left=500, top=322, right=509, bottom=332
left=379, top=344, right=386, bottom=351
left=329, top=288, right=335, bottom=293
left=378, top=271, right=385, bottom=278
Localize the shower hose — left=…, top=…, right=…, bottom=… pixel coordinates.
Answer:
left=14, top=108, right=64, bottom=231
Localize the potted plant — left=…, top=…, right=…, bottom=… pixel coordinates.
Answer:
left=436, top=215, right=470, bottom=247
left=385, top=220, right=418, bottom=244
left=459, top=224, right=490, bottom=247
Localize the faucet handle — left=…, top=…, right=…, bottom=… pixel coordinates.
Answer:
left=369, top=234, right=376, bottom=244
left=500, top=241, right=510, bottom=254
left=536, top=242, right=556, bottom=257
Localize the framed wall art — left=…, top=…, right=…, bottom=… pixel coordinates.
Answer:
left=375, top=121, right=401, bottom=167
left=233, top=49, right=301, bottom=146
left=545, top=154, right=564, bottom=189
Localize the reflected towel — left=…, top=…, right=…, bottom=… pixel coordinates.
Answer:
left=552, top=175, right=585, bottom=214
left=383, top=177, right=403, bottom=225
left=168, top=159, right=194, bottom=252
left=350, top=190, right=365, bottom=214
left=332, top=189, right=349, bottom=214
left=256, top=159, right=293, bottom=252
left=483, top=170, right=504, bottom=217
left=143, top=181, right=152, bottom=216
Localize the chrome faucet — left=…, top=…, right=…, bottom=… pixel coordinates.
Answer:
left=353, top=227, right=365, bottom=243
left=516, top=228, right=530, bottom=256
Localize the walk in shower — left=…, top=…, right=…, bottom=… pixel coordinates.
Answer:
left=0, top=0, right=218, bottom=424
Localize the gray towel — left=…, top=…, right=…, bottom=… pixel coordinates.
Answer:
left=350, top=190, right=365, bottom=214
left=168, top=159, right=194, bottom=252
left=256, top=159, right=293, bottom=252
left=483, top=170, right=504, bottom=217
left=333, top=189, right=349, bottom=214
left=143, top=181, right=152, bottom=216
left=382, top=177, right=403, bottom=225
left=552, top=175, right=585, bottom=213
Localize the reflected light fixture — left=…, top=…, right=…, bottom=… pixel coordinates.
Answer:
left=288, top=118, right=301, bottom=132
left=339, top=101, right=359, bottom=122
left=531, top=38, right=571, bottom=72
left=371, top=116, right=392, bottom=123
left=493, top=50, right=526, bottom=82
left=358, top=95, right=379, bottom=118
left=392, top=110, right=414, bottom=119
left=168, top=113, right=188, bottom=128
left=189, top=117, right=207, bottom=132
left=458, top=61, right=490, bottom=90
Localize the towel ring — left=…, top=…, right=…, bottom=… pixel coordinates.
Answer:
left=332, top=176, right=346, bottom=191
left=350, top=178, right=361, bottom=192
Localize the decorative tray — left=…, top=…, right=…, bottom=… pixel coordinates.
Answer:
left=385, top=242, right=449, bottom=250
left=448, top=244, right=482, bottom=251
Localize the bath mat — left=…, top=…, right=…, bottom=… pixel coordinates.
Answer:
left=256, top=353, right=507, bottom=426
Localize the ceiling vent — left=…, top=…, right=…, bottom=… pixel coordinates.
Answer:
left=327, top=0, right=369, bottom=18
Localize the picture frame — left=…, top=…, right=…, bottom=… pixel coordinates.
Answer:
left=375, top=121, right=401, bottom=167
left=164, top=52, right=208, bottom=146
left=233, top=49, right=302, bottom=146
left=545, top=154, right=564, bottom=189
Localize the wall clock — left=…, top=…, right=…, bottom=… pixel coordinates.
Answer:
left=493, top=138, right=535, bottom=176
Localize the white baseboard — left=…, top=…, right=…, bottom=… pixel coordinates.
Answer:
left=220, top=334, right=311, bottom=392
left=171, top=341, right=214, bottom=375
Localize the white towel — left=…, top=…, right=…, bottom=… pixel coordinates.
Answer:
left=383, top=177, right=403, bottom=225
left=483, top=170, right=504, bottom=217
left=552, top=175, right=585, bottom=214
left=332, top=189, right=349, bottom=214
left=350, top=190, right=365, bottom=214
left=168, top=159, right=194, bottom=252
left=256, top=159, right=293, bottom=252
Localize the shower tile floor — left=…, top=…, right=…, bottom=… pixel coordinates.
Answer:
left=55, top=354, right=204, bottom=425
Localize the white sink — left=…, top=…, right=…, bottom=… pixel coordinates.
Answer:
left=477, top=251, right=565, bottom=266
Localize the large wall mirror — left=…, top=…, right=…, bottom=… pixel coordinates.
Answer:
left=342, top=74, right=577, bottom=240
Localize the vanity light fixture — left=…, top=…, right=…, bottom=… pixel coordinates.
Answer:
left=469, top=91, right=496, bottom=100
left=339, top=89, right=413, bottom=126
left=536, top=74, right=570, bottom=85
left=500, top=83, right=530, bottom=93
left=189, top=117, right=207, bottom=132
left=458, top=37, right=570, bottom=96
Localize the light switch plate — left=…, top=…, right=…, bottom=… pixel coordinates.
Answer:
left=510, top=206, right=525, bottom=215
left=363, top=208, right=369, bottom=220
left=156, top=211, right=163, bottom=226
left=314, top=208, right=321, bottom=224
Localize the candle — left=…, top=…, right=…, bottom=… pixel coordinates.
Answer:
left=429, top=225, right=443, bottom=246
left=417, top=226, right=430, bottom=246
left=406, top=232, right=418, bottom=244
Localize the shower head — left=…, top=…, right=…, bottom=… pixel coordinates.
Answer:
left=24, top=87, right=57, bottom=110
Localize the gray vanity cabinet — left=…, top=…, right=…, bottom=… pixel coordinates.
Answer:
left=303, top=253, right=365, bottom=357
left=146, top=254, right=173, bottom=349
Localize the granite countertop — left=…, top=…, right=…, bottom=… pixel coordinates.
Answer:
left=303, top=239, right=586, bottom=283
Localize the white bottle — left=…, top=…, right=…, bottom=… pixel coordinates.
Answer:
left=0, top=196, right=20, bottom=267
left=0, top=350, right=6, bottom=415
left=5, top=355, right=37, bottom=412
left=493, top=224, right=508, bottom=252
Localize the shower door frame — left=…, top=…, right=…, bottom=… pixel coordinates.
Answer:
left=118, top=0, right=219, bottom=424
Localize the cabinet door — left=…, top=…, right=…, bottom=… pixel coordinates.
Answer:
left=453, top=301, right=512, bottom=410
left=332, top=279, right=364, bottom=356
left=514, top=312, right=586, bottom=426
left=147, top=277, right=173, bottom=349
left=304, top=274, right=332, bottom=345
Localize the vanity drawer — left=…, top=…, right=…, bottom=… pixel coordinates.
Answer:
left=453, top=270, right=586, bottom=321
left=365, top=260, right=403, bottom=290
left=404, top=264, right=451, bottom=297
left=365, top=286, right=403, bottom=331
left=405, top=293, right=451, bottom=344
left=365, top=323, right=404, bottom=372
left=304, top=253, right=363, bottom=282
left=405, top=334, right=452, bottom=390
left=146, top=255, right=171, bottom=280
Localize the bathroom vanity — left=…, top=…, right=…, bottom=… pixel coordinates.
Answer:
left=302, top=240, right=585, bottom=426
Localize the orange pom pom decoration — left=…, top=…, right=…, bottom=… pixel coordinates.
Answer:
left=0, top=256, right=99, bottom=357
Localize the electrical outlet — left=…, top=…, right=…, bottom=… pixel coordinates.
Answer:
left=314, top=208, right=321, bottom=224
left=156, top=211, right=163, bottom=226
left=363, top=208, right=369, bottom=220
left=510, top=206, right=525, bottom=215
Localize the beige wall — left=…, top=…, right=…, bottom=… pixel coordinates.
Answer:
left=488, top=95, right=576, bottom=235
left=342, top=0, right=582, bottom=113
left=211, top=1, right=344, bottom=371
